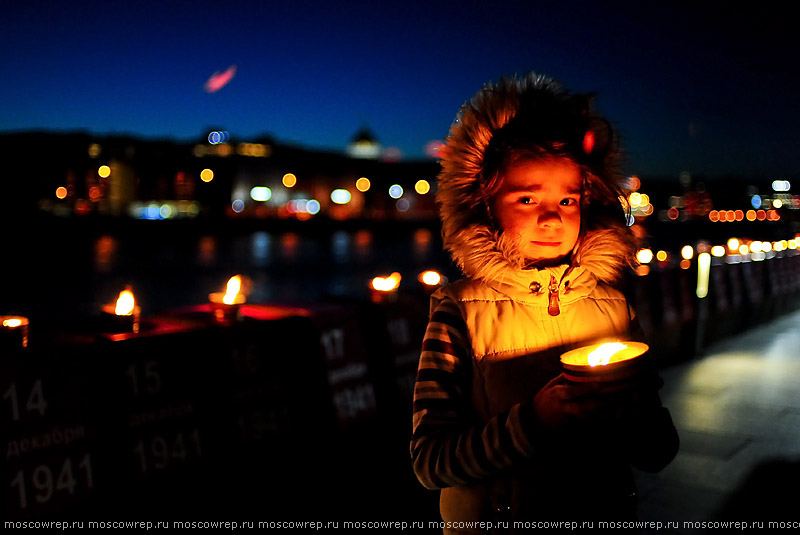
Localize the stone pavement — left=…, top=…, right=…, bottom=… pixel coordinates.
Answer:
left=635, top=308, right=800, bottom=531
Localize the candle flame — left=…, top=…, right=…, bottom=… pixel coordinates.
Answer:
left=115, top=289, right=135, bottom=316
left=223, top=275, right=242, bottom=305
left=419, top=270, right=442, bottom=286
left=587, top=342, right=627, bottom=367
left=371, top=272, right=402, bottom=292
left=3, top=318, right=22, bottom=328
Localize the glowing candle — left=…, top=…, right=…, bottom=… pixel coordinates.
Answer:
left=209, top=275, right=246, bottom=322
left=1, top=315, right=29, bottom=349
left=101, top=287, right=141, bottom=334
left=369, top=272, right=402, bottom=303
left=560, top=341, right=649, bottom=382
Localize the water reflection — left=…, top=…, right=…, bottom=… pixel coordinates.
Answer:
left=251, top=232, right=272, bottom=267
left=332, top=231, right=350, bottom=264
left=413, top=228, right=433, bottom=260
left=353, top=230, right=373, bottom=262
left=80, top=227, right=448, bottom=320
left=197, top=236, right=217, bottom=266
left=280, top=232, right=300, bottom=263
left=94, top=235, right=118, bottom=272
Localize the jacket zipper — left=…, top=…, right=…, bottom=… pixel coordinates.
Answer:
left=547, top=274, right=560, bottom=316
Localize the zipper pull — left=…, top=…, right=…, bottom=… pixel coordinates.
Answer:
left=547, top=274, right=560, bottom=316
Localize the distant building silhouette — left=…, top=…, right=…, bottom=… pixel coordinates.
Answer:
left=346, top=127, right=381, bottom=159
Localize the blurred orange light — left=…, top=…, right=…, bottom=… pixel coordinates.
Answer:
left=282, top=173, right=297, bottom=188
left=418, top=270, right=442, bottom=286
left=746, top=210, right=756, bottom=221
left=734, top=210, right=744, bottom=221
left=679, top=259, right=691, bottom=270
left=415, top=179, right=431, bottom=195
left=55, top=186, right=68, bottom=199
left=709, top=210, right=719, bottom=222
left=636, top=248, right=653, bottom=264
left=355, top=177, right=371, bottom=192
left=656, top=250, right=668, bottom=262
left=372, top=272, right=402, bottom=292
left=88, top=185, right=102, bottom=202
left=200, top=169, right=214, bottom=182
left=667, top=207, right=679, bottom=220
left=756, top=210, right=767, bottom=221
left=711, top=245, right=726, bottom=257
left=98, top=165, right=111, bottom=178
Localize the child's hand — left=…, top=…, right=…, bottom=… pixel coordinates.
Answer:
left=532, top=373, right=622, bottom=431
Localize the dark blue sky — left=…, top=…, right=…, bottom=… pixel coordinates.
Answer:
left=3, top=1, right=798, bottom=178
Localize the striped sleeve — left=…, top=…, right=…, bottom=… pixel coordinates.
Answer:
left=410, top=296, right=538, bottom=490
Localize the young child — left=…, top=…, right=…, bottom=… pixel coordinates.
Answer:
left=411, top=72, right=679, bottom=530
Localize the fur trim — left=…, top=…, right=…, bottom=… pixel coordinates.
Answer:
left=437, top=72, right=636, bottom=287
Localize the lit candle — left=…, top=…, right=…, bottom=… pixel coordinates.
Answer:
left=369, top=272, right=402, bottom=303
left=1, top=315, right=29, bottom=349
left=417, top=270, right=446, bottom=295
left=560, top=340, right=649, bottom=383
left=209, top=275, right=246, bottom=322
left=101, top=287, right=141, bottom=334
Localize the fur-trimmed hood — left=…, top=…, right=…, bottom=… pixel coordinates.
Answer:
left=436, top=72, right=637, bottom=293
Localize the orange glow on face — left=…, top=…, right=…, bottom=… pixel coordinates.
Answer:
left=115, top=289, right=135, bottom=316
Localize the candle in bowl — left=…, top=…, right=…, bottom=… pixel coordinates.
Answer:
left=209, top=275, right=246, bottom=322
left=369, top=272, right=402, bottom=303
left=101, top=287, right=141, bottom=334
left=1, top=316, right=29, bottom=350
left=560, top=340, right=649, bottom=383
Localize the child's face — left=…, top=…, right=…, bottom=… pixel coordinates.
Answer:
left=492, top=158, right=582, bottom=266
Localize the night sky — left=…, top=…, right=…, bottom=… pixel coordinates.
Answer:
left=3, top=1, right=798, bottom=179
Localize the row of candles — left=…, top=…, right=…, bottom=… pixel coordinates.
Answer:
left=1, top=272, right=647, bottom=378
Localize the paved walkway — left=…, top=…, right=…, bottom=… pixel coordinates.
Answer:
left=635, top=308, right=800, bottom=531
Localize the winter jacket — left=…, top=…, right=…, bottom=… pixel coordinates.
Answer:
left=410, top=73, right=678, bottom=532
